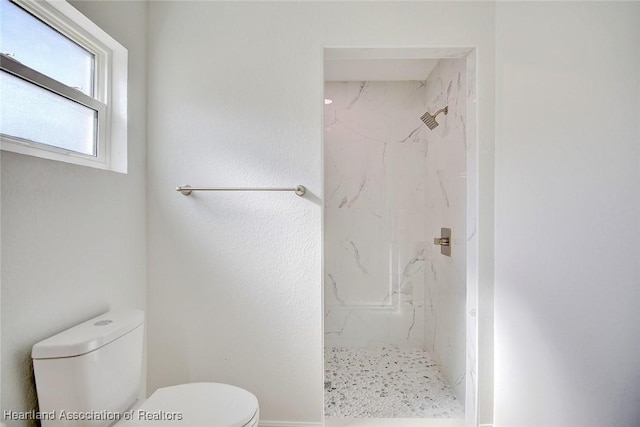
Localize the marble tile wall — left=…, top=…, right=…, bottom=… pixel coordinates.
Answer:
left=464, top=51, right=478, bottom=425
left=422, top=58, right=467, bottom=404
left=324, top=80, right=431, bottom=348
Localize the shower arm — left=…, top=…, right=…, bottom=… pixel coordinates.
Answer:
left=432, top=107, right=448, bottom=118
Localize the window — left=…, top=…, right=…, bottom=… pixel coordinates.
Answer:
left=0, top=0, right=128, bottom=172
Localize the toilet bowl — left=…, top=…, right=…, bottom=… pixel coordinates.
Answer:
left=31, top=310, right=258, bottom=427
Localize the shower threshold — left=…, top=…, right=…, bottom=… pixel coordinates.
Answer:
left=325, top=418, right=465, bottom=427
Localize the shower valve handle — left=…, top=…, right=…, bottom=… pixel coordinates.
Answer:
left=433, top=237, right=450, bottom=246
left=433, top=228, right=452, bottom=256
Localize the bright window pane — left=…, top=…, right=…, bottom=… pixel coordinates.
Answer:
left=0, top=71, right=97, bottom=156
left=0, top=0, right=94, bottom=96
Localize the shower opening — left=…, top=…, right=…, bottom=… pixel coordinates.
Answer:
left=322, top=47, right=476, bottom=424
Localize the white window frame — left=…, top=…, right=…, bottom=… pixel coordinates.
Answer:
left=0, top=0, right=128, bottom=173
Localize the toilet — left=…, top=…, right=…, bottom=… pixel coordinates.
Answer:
left=31, top=309, right=259, bottom=427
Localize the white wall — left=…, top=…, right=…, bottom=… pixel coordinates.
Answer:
left=494, top=2, right=640, bottom=426
left=146, top=2, right=495, bottom=424
left=0, top=1, right=147, bottom=421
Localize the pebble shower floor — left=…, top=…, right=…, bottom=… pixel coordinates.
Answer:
left=324, top=347, right=464, bottom=418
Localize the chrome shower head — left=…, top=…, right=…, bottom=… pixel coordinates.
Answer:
left=420, top=106, right=448, bottom=130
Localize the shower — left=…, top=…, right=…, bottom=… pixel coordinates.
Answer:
left=324, top=78, right=466, bottom=419
left=323, top=52, right=469, bottom=421
left=420, top=106, right=448, bottom=129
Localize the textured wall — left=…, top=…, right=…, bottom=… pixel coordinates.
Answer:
left=494, top=2, right=640, bottom=426
left=0, top=1, right=147, bottom=423
left=146, top=2, right=495, bottom=424
left=324, top=80, right=429, bottom=349
left=422, top=58, right=468, bottom=404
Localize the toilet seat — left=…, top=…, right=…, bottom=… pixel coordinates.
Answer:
left=118, top=383, right=259, bottom=427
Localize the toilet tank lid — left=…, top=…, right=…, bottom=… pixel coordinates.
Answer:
left=32, top=309, right=144, bottom=359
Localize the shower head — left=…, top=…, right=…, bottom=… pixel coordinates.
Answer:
left=420, top=106, right=448, bottom=130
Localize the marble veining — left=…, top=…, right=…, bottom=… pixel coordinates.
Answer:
left=324, top=80, right=430, bottom=348
left=324, top=348, right=464, bottom=418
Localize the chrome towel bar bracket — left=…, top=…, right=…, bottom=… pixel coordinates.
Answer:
left=176, top=185, right=306, bottom=197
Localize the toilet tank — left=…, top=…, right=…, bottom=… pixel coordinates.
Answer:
left=32, top=309, right=144, bottom=427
